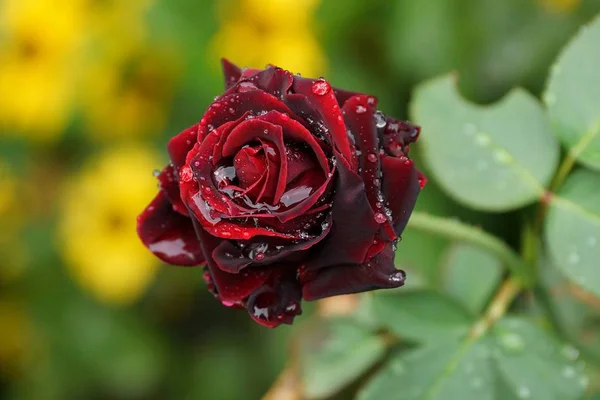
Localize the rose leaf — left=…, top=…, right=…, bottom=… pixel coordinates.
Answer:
left=411, top=75, right=559, bottom=211
left=544, top=15, right=600, bottom=170
left=544, top=169, right=600, bottom=297
left=370, top=290, right=474, bottom=343
left=300, top=317, right=386, bottom=400
left=442, top=243, right=503, bottom=315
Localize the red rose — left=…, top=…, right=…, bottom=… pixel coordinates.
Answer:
left=137, top=60, right=425, bottom=327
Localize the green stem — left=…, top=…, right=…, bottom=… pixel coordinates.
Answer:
left=407, top=212, right=533, bottom=286
left=470, top=278, right=522, bottom=339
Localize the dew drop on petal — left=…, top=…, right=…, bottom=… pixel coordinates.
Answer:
left=179, top=166, right=194, bottom=182
left=311, top=79, right=331, bottom=96
left=374, top=111, right=386, bottom=128
left=367, top=153, right=378, bottom=163
left=374, top=213, right=387, bottom=224
left=355, top=105, right=367, bottom=114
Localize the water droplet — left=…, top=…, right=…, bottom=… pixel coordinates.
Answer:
left=179, top=166, right=194, bottom=182
left=471, top=377, right=484, bottom=389
left=376, top=202, right=383, bottom=208
left=152, top=169, right=161, bottom=177
left=248, top=242, right=268, bottom=261
left=464, top=123, right=477, bottom=136
left=367, top=153, right=377, bottom=163
left=355, top=105, right=367, bottom=114
left=562, top=365, right=576, bottom=378
left=311, top=79, right=331, bottom=96
left=568, top=249, right=580, bottom=265
left=499, top=332, right=525, bottom=353
left=475, top=134, right=491, bottom=146
left=374, top=111, right=386, bottom=128
left=367, top=96, right=376, bottom=105
left=517, top=385, right=531, bottom=399
left=476, top=160, right=489, bottom=172
left=373, top=178, right=381, bottom=187
left=494, top=149, right=512, bottom=164
left=321, top=221, right=330, bottom=231
left=587, top=236, right=597, bottom=247
left=562, top=344, right=580, bottom=361
left=242, top=232, right=251, bottom=239
left=374, top=213, right=387, bottom=224
left=280, top=186, right=312, bottom=207
left=214, top=165, right=237, bottom=184
left=228, top=107, right=235, bottom=114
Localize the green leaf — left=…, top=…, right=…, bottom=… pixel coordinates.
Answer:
left=544, top=15, right=600, bottom=170
left=411, top=74, right=559, bottom=211
left=371, top=290, right=474, bottom=343
left=358, top=317, right=588, bottom=400
left=358, top=339, right=495, bottom=400
left=492, top=317, right=588, bottom=400
left=545, top=169, right=600, bottom=297
left=443, top=244, right=503, bottom=314
left=301, top=318, right=386, bottom=399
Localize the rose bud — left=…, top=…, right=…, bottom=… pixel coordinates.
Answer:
left=137, top=59, right=426, bottom=327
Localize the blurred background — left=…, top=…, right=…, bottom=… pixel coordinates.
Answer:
left=2, top=0, right=600, bottom=398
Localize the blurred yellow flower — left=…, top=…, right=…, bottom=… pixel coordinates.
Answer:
left=0, top=0, right=85, bottom=140
left=537, top=0, right=581, bottom=13
left=210, top=0, right=325, bottom=78
left=58, top=147, right=163, bottom=305
left=80, top=48, right=179, bottom=141
left=0, top=299, right=31, bottom=377
left=237, top=0, right=320, bottom=29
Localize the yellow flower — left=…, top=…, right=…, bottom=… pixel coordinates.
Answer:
left=58, top=146, right=163, bottom=305
left=220, top=0, right=321, bottom=29
left=0, top=0, right=86, bottom=140
left=209, top=20, right=325, bottom=78
left=80, top=47, right=180, bottom=141
left=537, top=0, right=581, bottom=13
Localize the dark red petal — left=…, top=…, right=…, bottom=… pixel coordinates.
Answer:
left=234, top=146, right=266, bottom=189
left=256, top=110, right=330, bottom=175
left=156, top=164, right=188, bottom=216
left=167, top=123, right=199, bottom=172
left=381, top=118, right=420, bottom=157
left=221, top=58, right=242, bottom=89
left=292, top=78, right=354, bottom=165
left=342, top=95, right=396, bottom=241
left=292, top=75, right=365, bottom=108
left=212, top=214, right=332, bottom=273
left=192, top=218, right=271, bottom=304
left=137, top=191, right=204, bottom=266
left=381, top=155, right=422, bottom=235
left=246, top=267, right=302, bottom=328
left=301, top=242, right=405, bottom=301
left=253, top=66, right=294, bottom=99
left=199, top=90, right=295, bottom=140
left=222, top=119, right=288, bottom=203
left=304, top=156, right=380, bottom=269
